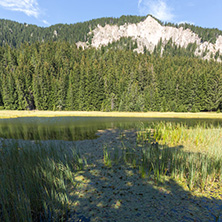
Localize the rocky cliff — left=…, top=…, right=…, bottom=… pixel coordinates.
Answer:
left=79, top=15, right=222, bottom=61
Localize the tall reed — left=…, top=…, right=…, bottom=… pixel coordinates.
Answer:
left=139, top=122, right=222, bottom=190
left=104, top=122, right=222, bottom=191
left=0, top=142, right=83, bottom=221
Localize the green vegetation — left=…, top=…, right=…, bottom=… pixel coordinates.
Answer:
left=104, top=122, right=222, bottom=192
left=0, top=15, right=146, bottom=47
left=0, top=15, right=222, bottom=113
left=1, top=121, right=221, bottom=221
left=152, top=38, right=198, bottom=58
left=103, top=37, right=138, bottom=51
left=1, top=13, right=222, bottom=221
left=0, top=122, right=98, bottom=141
left=0, top=41, right=222, bottom=112
left=154, top=17, right=222, bottom=44
left=0, top=14, right=222, bottom=47
left=0, top=143, right=83, bottom=221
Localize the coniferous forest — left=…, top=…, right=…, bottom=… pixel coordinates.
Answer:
left=1, top=15, right=222, bottom=47
left=0, top=40, right=222, bottom=112
left=1, top=15, right=222, bottom=222
left=0, top=15, right=222, bottom=112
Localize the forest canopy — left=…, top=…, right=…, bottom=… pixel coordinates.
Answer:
left=0, top=15, right=222, bottom=112
left=1, top=15, right=222, bottom=47
left=0, top=41, right=221, bottom=112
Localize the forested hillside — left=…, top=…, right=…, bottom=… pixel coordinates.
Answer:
left=0, top=16, right=146, bottom=47
left=0, top=41, right=221, bottom=112
left=162, top=21, right=222, bottom=44
left=1, top=15, right=222, bottom=47
left=0, top=15, right=222, bottom=112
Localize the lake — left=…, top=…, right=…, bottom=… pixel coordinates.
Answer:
left=0, top=116, right=222, bottom=141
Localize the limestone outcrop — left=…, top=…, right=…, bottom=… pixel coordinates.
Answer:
left=79, top=15, right=222, bottom=60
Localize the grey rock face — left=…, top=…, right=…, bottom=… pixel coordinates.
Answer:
left=78, top=16, right=222, bottom=61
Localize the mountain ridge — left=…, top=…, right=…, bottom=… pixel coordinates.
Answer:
left=79, top=15, right=222, bottom=61
left=0, top=15, right=146, bottom=47
left=1, top=15, right=222, bottom=60
left=0, top=16, right=222, bottom=112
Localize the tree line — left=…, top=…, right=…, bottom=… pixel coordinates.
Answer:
left=0, top=15, right=146, bottom=48
left=0, top=41, right=221, bottom=112
left=1, top=15, right=222, bottom=48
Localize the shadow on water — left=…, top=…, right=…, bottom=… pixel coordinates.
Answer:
left=0, top=128, right=221, bottom=221
left=1, top=117, right=222, bottom=221
left=66, top=130, right=222, bottom=222
left=0, top=116, right=222, bottom=141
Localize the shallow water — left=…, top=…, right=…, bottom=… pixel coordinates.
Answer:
left=1, top=116, right=222, bottom=221
left=0, top=116, right=222, bottom=141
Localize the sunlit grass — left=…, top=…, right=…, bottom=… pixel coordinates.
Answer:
left=140, top=123, right=222, bottom=190
left=151, top=122, right=222, bottom=156
left=1, top=110, right=222, bottom=119
left=0, top=142, right=83, bottom=221
left=104, top=122, right=222, bottom=192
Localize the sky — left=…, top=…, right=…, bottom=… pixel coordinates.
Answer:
left=0, top=0, right=221, bottom=30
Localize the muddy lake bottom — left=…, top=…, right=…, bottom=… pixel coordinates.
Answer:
left=66, top=129, right=222, bottom=222
left=4, top=129, right=220, bottom=221
left=0, top=115, right=222, bottom=221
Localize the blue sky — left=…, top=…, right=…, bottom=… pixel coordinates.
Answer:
left=0, top=0, right=221, bottom=30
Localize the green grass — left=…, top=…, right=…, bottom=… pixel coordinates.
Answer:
left=0, top=142, right=83, bottom=221
left=140, top=142, right=222, bottom=191
left=104, top=122, right=222, bottom=192
left=151, top=122, right=222, bottom=156
left=141, top=122, right=222, bottom=190
left=1, top=121, right=221, bottom=221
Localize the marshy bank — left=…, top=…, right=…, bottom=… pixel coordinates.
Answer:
left=0, top=120, right=222, bottom=221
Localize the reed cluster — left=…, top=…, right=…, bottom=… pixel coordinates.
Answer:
left=104, top=122, right=222, bottom=191
left=139, top=142, right=222, bottom=191
left=0, top=142, right=83, bottom=221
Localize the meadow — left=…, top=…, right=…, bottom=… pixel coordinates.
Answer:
left=1, top=110, right=222, bottom=119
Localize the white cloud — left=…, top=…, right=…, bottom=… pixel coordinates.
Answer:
left=138, top=0, right=174, bottom=22
left=42, top=20, right=50, bottom=26
left=138, top=0, right=143, bottom=7
left=0, top=0, right=40, bottom=18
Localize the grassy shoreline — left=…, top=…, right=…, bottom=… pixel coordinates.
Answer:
left=1, top=123, right=222, bottom=221
left=1, top=110, right=222, bottom=119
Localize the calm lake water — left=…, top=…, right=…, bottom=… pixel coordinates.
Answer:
left=0, top=117, right=222, bottom=141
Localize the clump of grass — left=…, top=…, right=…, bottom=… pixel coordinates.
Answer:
left=140, top=142, right=222, bottom=191
left=103, top=142, right=138, bottom=168
left=103, top=145, right=112, bottom=167
left=138, top=122, right=222, bottom=190
left=0, top=142, right=83, bottom=221
left=104, top=122, right=222, bottom=192
left=152, top=122, right=222, bottom=156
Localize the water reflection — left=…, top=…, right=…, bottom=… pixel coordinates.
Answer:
left=0, top=117, right=221, bottom=141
